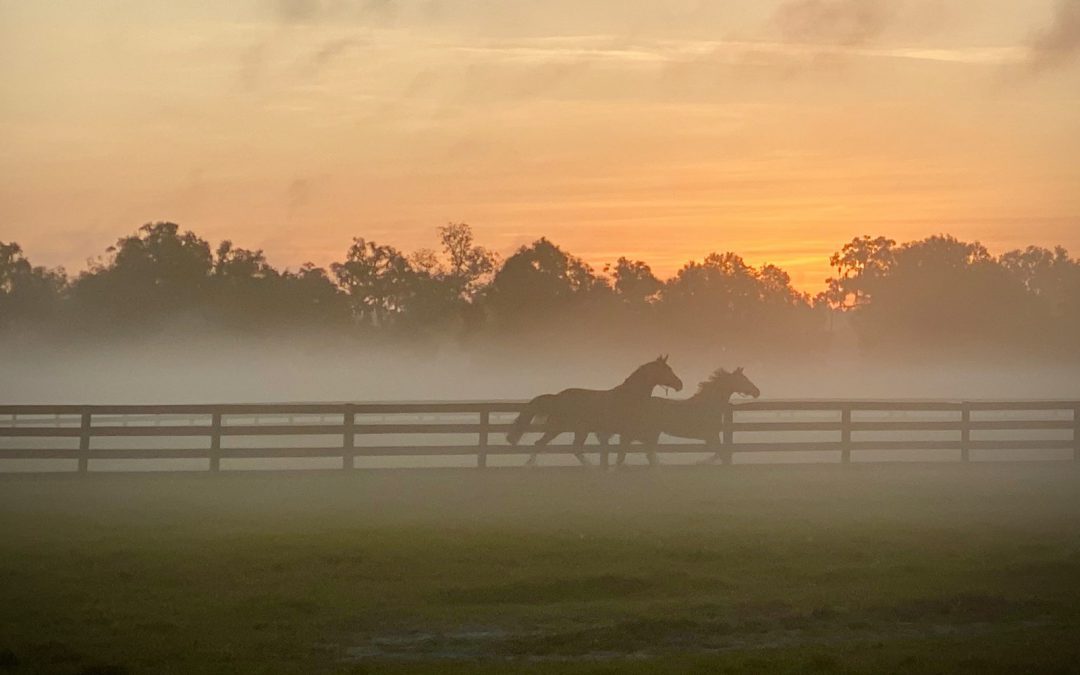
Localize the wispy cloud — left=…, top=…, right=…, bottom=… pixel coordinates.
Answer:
left=265, top=0, right=397, bottom=25
left=1023, top=0, right=1080, bottom=73
left=238, top=2, right=385, bottom=91
left=305, top=36, right=366, bottom=75
left=771, top=0, right=894, bottom=46
left=272, top=0, right=334, bottom=23
left=450, top=35, right=1020, bottom=68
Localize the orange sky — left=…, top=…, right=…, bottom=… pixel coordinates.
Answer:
left=2, top=1, right=1079, bottom=290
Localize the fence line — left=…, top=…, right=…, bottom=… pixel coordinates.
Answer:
left=0, top=400, right=1077, bottom=473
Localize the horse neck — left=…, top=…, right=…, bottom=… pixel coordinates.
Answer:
left=615, top=369, right=659, bottom=398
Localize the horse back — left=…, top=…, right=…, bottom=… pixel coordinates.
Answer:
left=542, top=387, right=645, bottom=428
left=639, top=397, right=723, bottom=441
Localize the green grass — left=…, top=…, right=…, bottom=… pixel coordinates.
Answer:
left=1, top=463, right=1079, bottom=673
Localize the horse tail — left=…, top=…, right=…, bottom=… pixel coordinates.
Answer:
left=506, top=394, right=555, bottom=445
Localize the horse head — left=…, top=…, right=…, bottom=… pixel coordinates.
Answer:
left=729, top=366, right=761, bottom=398
left=626, top=354, right=683, bottom=393
left=698, top=366, right=760, bottom=402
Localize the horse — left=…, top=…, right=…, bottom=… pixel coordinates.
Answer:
left=611, top=366, right=761, bottom=467
left=506, top=355, right=684, bottom=466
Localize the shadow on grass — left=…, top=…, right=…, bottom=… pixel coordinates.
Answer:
left=0, top=642, right=130, bottom=675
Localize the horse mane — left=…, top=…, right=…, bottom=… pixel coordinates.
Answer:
left=696, top=368, right=732, bottom=396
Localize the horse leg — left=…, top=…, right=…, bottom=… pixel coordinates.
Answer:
left=572, top=430, right=593, bottom=467
left=646, top=432, right=661, bottom=468
left=699, top=433, right=723, bottom=464
left=526, top=429, right=561, bottom=466
left=597, top=433, right=611, bottom=469
left=616, top=435, right=631, bottom=469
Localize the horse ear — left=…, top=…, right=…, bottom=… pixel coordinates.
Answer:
left=663, top=354, right=669, bottom=363
left=736, top=366, right=743, bottom=374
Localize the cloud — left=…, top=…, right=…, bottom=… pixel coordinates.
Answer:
left=1024, top=0, right=1080, bottom=73
left=238, top=2, right=381, bottom=90
left=772, top=0, right=893, bottom=46
left=287, top=178, right=311, bottom=220
left=271, top=0, right=345, bottom=23
left=452, top=36, right=1017, bottom=69
left=305, top=36, right=366, bottom=76
left=265, top=0, right=397, bottom=24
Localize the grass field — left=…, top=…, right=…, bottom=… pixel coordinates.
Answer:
left=1, top=463, right=1079, bottom=673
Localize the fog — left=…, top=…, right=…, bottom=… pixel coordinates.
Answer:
left=3, top=331, right=1079, bottom=404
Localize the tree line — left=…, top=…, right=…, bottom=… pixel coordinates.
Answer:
left=1, top=223, right=1078, bottom=355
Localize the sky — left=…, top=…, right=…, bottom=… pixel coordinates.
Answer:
left=2, top=0, right=1079, bottom=290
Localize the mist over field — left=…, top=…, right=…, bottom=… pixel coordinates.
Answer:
left=4, top=332, right=1080, bottom=404
left=4, top=220, right=1080, bottom=407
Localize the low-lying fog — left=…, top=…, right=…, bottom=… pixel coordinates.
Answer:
left=3, top=333, right=1079, bottom=404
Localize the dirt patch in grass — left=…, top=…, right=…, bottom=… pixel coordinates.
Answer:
left=346, top=599, right=1063, bottom=664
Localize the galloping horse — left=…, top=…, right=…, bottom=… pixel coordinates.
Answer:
left=506, top=356, right=684, bottom=466
left=612, top=367, right=761, bottom=466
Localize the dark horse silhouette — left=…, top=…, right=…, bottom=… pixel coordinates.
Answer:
left=507, top=356, right=684, bottom=466
left=610, top=366, right=760, bottom=466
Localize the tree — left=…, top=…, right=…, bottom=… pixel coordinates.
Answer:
left=663, top=252, right=763, bottom=318
left=438, top=222, right=497, bottom=300
left=276, top=263, right=351, bottom=329
left=608, top=257, right=662, bottom=306
left=331, top=238, right=419, bottom=328
left=999, top=246, right=1078, bottom=314
left=210, top=241, right=283, bottom=329
left=659, top=252, right=819, bottom=346
left=835, top=234, right=1037, bottom=350
left=483, top=238, right=609, bottom=327
left=823, top=235, right=896, bottom=309
left=758, top=264, right=810, bottom=308
left=0, top=242, right=66, bottom=329
left=69, top=222, right=213, bottom=328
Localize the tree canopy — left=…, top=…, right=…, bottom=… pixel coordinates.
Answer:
left=2, top=223, right=1079, bottom=356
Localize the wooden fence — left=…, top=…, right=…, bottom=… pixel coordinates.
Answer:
left=0, top=400, right=1077, bottom=473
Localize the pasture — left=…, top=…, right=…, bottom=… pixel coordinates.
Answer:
left=1, top=463, right=1079, bottom=673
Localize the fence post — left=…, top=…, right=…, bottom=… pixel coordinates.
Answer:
left=721, top=406, right=734, bottom=465
left=840, top=405, right=852, bottom=464
left=1073, top=405, right=1079, bottom=462
left=478, top=409, right=489, bottom=469
left=960, top=403, right=971, bottom=462
left=343, top=404, right=355, bottom=470
left=209, top=412, right=222, bottom=472
left=78, top=410, right=92, bottom=474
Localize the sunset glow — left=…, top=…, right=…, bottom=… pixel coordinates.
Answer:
left=2, top=1, right=1078, bottom=289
